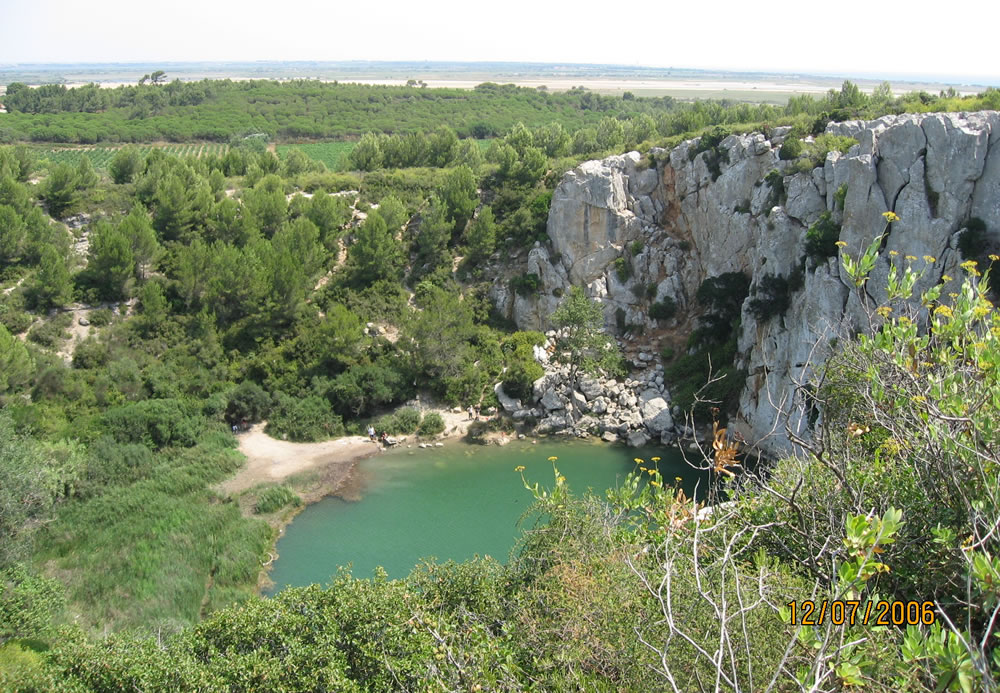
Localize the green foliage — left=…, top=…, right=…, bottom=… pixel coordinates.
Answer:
left=102, top=399, right=201, bottom=450
left=26, top=313, right=71, bottom=349
left=0, top=416, right=55, bottom=567
left=326, top=363, right=409, bottom=419
left=778, top=137, right=803, bottom=160
left=648, top=296, right=677, bottom=321
left=552, top=287, right=625, bottom=388
left=510, top=272, right=541, bottom=297
left=957, top=217, right=989, bottom=259
left=614, top=256, right=631, bottom=282
left=0, top=564, right=66, bottom=642
left=253, top=485, right=301, bottom=515
left=225, top=381, right=272, bottom=425
left=266, top=393, right=344, bottom=442
left=347, top=211, right=405, bottom=286
left=0, top=205, right=27, bottom=263
left=747, top=272, right=796, bottom=321
left=42, top=163, right=80, bottom=217
left=805, top=211, right=842, bottom=262
left=417, top=412, right=445, bottom=436
left=376, top=407, right=422, bottom=435
left=0, top=324, right=34, bottom=396
left=834, top=183, right=848, bottom=210
left=464, top=205, right=497, bottom=265
left=86, top=219, right=135, bottom=300
left=108, top=145, right=143, bottom=184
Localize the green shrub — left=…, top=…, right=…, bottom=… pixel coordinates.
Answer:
left=748, top=273, right=793, bottom=322
left=417, top=412, right=445, bottom=436
left=629, top=240, right=644, bottom=256
left=87, top=308, right=114, bottom=326
left=102, top=399, right=201, bottom=450
left=510, top=273, right=541, bottom=297
left=254, top=485, right=301, bottom=514
left=649, top=296, right=677, bottom=321
left=503, top=358, right=544, bottom=402
left=778, top=138, right=803, bottom=160
left=804, top=212, right=841, bottom=262
left=958, top=218, right=989, bottom=259
left=226, top=381, right=272, bottom=425
left=378, top=406, right=422, bottom=435
left=764, top=169, right=785, bottom=208
left=26, top=314, right=71, bottom=348
left=834, top=183, right=848, bottom=210
left=0, top=305, right=32, bottom=335
left=266, top=393, right=344, bottom=442
left=660, top=345, right=675, bottom=361
left=71, top=337, right=108, bottom=369
left=614, top=257, right=631, bottom=282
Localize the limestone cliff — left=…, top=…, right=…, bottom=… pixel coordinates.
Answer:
left=492, top=111, right=1000, bottom=457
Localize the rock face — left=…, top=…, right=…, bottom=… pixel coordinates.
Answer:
left=491, top=111, right=1000, bottom=456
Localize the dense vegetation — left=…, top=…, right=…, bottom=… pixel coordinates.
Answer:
left=2, top=77, right=999, bottom=689
left=5, top=253, right=1000, bottom=688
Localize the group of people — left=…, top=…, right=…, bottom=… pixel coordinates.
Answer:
left=367, top=425, right=396, bottom=447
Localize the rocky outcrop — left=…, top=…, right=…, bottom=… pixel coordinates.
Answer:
left=492, top=111, right=1000, bottom=456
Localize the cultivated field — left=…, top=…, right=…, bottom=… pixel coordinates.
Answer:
left=36, top=143, right=229, bottom=170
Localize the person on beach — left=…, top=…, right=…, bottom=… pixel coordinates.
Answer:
left=468, top=405, right=475, bottom=420
left=368, top=425, right=376, bottom=442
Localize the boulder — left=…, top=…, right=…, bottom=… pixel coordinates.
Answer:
left=494, top=382, right=522, bottom=413
left=641, top=397, right=674, bottom=434
left=601, top=431, right=619, bottom=443
left=627, top=430, right=650, bottom=447
left=540, top=388, right=564, bottom=411
left=537, top=415, right=569, bottom=433
left=579, top=377, right=604, bottom=400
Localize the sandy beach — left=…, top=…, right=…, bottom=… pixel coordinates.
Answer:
left=218, top=424, right=380, bottom=498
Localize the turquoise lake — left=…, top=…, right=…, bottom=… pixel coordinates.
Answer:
left=265, top=438, right=705, bottom=593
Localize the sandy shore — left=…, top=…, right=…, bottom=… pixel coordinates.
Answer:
left=218, top=424, right=381, bottom=498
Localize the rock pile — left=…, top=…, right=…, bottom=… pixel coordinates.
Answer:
left=495, top=330, right=678, bottom=447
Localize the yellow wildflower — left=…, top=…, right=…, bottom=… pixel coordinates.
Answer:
left=942, top=275, right=952, bottom=282
left=889, top=250, right=899, bottom=256
left=905, top=255, right=918, bottom=262
left=651, top=456, right=661, bottom=462
left=923, top=255, right=936, bottom=264
left=675, top=476, right=683, bottom=483
left=514, top=465, right=525, bottom=472
left=934, top=305, right=954, bottom=318
left=557, top=475, right=566, bottom=484
left=949, top=293, right=959, bottom=299
left=991, top=254, right=1000, bottom=262
left=634, top=458, right=644, bottom=464
left=882, top=211, right=901, bottom=223
left=875, top=306, right=892, bottom=318
left=835, top=240, right=848, bottom=248
left=913, top=395, right=927, bottom=403
left=547, top=456, right=558, bottom=461
left=649, top=480, right=661, bottom=488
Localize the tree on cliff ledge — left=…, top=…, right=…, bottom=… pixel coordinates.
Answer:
left=552, top=287, right=624, bottom=392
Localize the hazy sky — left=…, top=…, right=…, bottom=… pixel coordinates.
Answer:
left=2, top=0, right=998, bottom=84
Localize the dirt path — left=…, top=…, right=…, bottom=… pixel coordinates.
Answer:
left=217, top=425, right=381, bottom=497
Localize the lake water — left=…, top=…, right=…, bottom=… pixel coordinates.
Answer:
left=265, top=439, right=705, bottom=593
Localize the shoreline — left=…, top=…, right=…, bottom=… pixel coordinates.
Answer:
left=216, top=421, right=476, bottom=592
